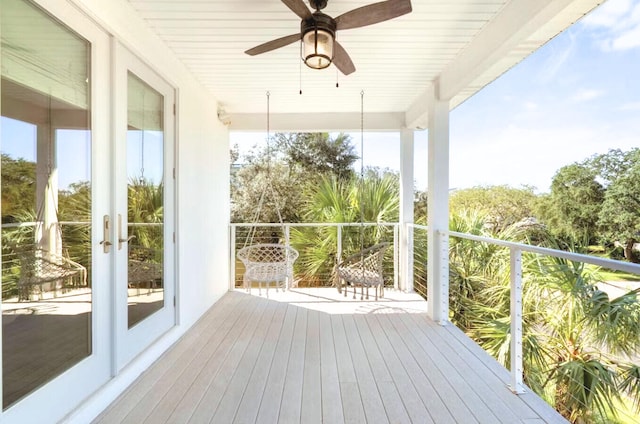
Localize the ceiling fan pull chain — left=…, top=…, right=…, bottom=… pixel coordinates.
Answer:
left=299, top=58, right=303, bottom=95
left=336, top=68, right=339, bottom=88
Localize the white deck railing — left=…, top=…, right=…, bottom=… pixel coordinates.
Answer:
left=443, top=230, right=640, bottom=395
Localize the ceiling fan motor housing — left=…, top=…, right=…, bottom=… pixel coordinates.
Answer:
left=301, top=12, right=337, bottom=69
left=309, top=0, right=328, bottom=11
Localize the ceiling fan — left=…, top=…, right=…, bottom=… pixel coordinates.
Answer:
left=245, top=0, right=412, bottom=75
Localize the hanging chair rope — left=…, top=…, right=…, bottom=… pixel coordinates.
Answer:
left=238, top=91, right=298, bottom=294
left=359, top=90, right=365, bottom=258
left=243, top=91, right=287, bottom=249
left=334, top=90, right=387, bottom=301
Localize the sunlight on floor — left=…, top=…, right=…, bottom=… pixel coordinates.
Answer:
left=238, top=286, right=429, bottom=315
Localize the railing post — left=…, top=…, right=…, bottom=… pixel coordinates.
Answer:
left=510, top=247, right=525, bottom=394
left=337, top=224, right=343, bottom=264
left=407, top=224, right=414, bottom=292
left=284, top=224, right=290, bottom=245
left=230, top=225, right=236, bottom=291
left=394, top=224, right=399, bottom=290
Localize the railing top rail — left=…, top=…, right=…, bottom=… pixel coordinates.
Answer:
left=230, top=222, right=400, bottom=228
left=407, top=223, right=428, bottom=231
left=445, top=230, right=640, bottom=276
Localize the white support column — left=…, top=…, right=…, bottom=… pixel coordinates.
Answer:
left=427, top=93, right=450, bottom=324
left=229, top=225, right=236, bottom=291
left=35, top=122, right=60, bottom=255
left=399, top=128, right=415, bottom=292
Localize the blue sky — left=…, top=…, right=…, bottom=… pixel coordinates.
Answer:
left=232, top=0, right=640, bottom=193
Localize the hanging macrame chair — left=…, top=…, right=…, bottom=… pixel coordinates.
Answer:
left=236, top=92, right=299, bottom=297
left=16, top=175, right=87, bottom=302
left=335, top=91, right=388, bottom=301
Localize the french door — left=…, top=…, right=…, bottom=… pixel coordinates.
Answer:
left=113, top=42, right=176, bottom=370
left=0, top=0, right=175, bottom=420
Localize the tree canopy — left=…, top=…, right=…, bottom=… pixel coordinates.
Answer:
left=537, top=148, right=640, bottom=261
left=273, top=132, right=358, bottom=180
left=231, top=132, right=360, bottom=223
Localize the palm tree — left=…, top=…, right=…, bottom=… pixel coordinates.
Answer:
left=448, top=213, right=640, bottom=423
left=290, top=171, right=399, bottom=286
left=128, top=177, right=163, bottom=250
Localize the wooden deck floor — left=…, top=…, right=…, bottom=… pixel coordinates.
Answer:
left=94, top=288, right=567, bottom=423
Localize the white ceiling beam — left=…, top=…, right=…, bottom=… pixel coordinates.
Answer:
left=228, top=112, right=405, bottom=132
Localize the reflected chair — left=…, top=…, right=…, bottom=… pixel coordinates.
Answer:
left=17, top=247, right=87, bottom=301
left=128, top=245, right=163, bottom=296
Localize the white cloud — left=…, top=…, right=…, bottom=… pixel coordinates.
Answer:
left=611, top=23, right=640, bottom=49
left=581, top=0, right=633, bottom=28
left=523, top=101, right=538, bottom=111
left=581, top=0, right=640, bottom=51
left=537, top=35, right=575, bottom=83
left=618, top=101, right=640, bottom=110
left=571, top=88, right=605, bottom=102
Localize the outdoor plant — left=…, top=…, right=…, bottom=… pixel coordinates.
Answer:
left=448, top=212, right=640, bottom=423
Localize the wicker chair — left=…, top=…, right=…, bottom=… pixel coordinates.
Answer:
left=336, top=242, right=390, bottom=301
left=128, top=245, right=163, bottom=296
left=17, top=248, right=87, bottom=301
left=237, top=243, right=299, bottom=297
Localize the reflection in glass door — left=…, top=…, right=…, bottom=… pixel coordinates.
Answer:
left=126, top=73, right=165, bottom=328
left=114, top=43, right=175, bottom=369
left=1, top=0, right=95, bottom=410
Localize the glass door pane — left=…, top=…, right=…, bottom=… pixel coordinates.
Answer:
left=114, top=42, right=175, bottom=369
left=126, top=73, right=164, bottom=328
left=1, top=0, right=92, bottom=409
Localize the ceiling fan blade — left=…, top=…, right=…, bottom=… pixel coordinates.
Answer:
left=333, top=41, right=355, bottom=75
left=245, top=33, right=301, bottom=56
left=335, top=0, right=412, bottom=31
left=281, top=0, right=312, bottom=20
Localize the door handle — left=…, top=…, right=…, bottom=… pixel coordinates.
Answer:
left=117, top=214, right=136, bottom=250
left=100, top=215, right=112, bottom=253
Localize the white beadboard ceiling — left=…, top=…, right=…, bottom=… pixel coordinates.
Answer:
left=127, top=0, right=603, bottom=130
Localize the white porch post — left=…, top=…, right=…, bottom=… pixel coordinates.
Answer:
left=427, top=93, right=450, bottom=324
left=35, top=123, right=60, bottom=255
left=399, top=128, right=414, bottom=292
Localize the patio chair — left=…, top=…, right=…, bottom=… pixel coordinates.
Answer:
left=17, top=247, right=87, bottom=301
left=128, top=245, right=163, bottom=296
left=237, top=243, right=298, bottom=297
left=336, top=242, right=390, bottom=301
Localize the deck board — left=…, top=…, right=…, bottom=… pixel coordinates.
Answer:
left=376, top=313, right=455, bottom=424
left=232, top=301, right=287, bottom=423
left=390, top=313, right=486, bottom=423
left=96, top=292, right=248, bottom=424
left=278, top=306, right=307, bottom=423
left=188, top=297, right=272, bottom=423
left=318, top=313, right=344, bottom=424
left=365, top=313, right=430, bottom=424
left=94, top=289, right=568, bottom=424
left=342, top=315, right=388, bottom=424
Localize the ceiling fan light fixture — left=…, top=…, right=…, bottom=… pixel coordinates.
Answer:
left=301, top=13, right=336, bottom=70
